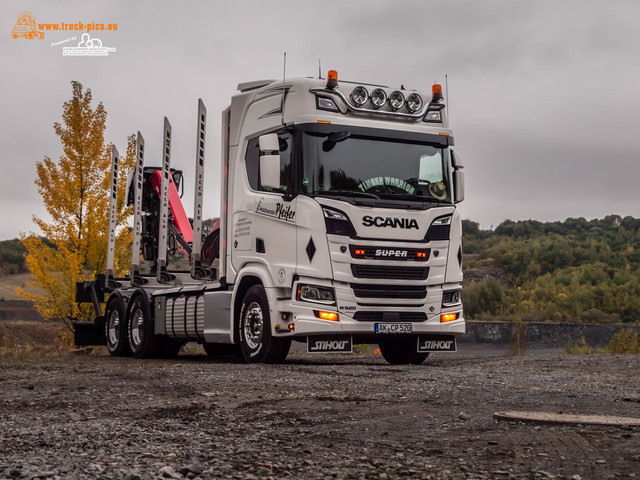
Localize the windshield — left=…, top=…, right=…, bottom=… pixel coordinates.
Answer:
left=301, top=130, right=453, bottom=204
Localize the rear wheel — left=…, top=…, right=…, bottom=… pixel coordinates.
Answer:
left=378, top=338, right=429, bottom=365
left=238, top=285, right=291, bottom=363
left=127, top=295, right=163, bottom=358
left=105, top=296, right=130, bottom=356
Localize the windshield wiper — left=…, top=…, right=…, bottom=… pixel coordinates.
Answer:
left=313, top=190, right=380, bottom=199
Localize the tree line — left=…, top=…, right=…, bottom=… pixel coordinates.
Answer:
left=463, top=216, right=640, bottom=323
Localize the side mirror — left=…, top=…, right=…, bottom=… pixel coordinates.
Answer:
left=259, top=133, right=279, bottom=153
left=451, top=150, right=464, bottom=169
left=451, top=150, right=464, bottom=203
left=258, top=133, right=281, bottom=190
left=453, top=170, right=465, bottom=203
left=260, top=155, right=280, bottom=190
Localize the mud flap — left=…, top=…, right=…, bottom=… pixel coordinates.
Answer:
left=307, top=335, right=352, bottom=353
left=417, top=335, right=456, bottom=352
left=74, top=321, right=106, bottom=346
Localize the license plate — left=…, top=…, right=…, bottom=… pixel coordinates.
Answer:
left=374, top=323, right=412, bottom=334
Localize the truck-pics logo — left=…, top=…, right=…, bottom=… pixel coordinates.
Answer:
left=11, top=12, right=119, bottom=41
left=63, top=33, right=116, bottom=56
left=256, top=198, right=295, bottom=223
left=362, top=215, right=419, bottom=229
left=11, top=12, right=44, bottom=39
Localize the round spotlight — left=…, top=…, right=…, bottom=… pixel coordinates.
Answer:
left=406, top=93, right=423, bottom=113
left=350, top=86, right=369, bottom=107
left=388, top=91, right=405, bottom=111
left=370, top=88, right=387, bottom=109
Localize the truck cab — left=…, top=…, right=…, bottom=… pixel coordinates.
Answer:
left=221, top=72, right=465, bottom=363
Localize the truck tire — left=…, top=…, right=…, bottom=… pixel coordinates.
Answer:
left=238, top=285, right=291, bottom=364
left=127, top=294, right=162, bottom=358
left=378, top=338, right=429, bottom=365
left=105, top=296, right=131, bottom=356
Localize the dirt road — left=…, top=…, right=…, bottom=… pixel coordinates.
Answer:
left=1, top=348, right=639, bottom=479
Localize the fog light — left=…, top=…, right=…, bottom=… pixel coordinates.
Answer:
left=350, top=86, right=369, bottom=107
left=424, top=110, right=441, bottom=122
left=315, top=311, right=339, bottom=321
left=406, top=93, right=423, bottom=113
left=441, top=313, right=458, bottom=323
left=370, top=88, right=387, bottom=108
left=317, top=96, right=339, bottom=112
left=388, top=91, right=405, bottom=111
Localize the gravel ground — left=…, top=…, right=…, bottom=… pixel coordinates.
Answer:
left=1, top=346, right=639, bottom=480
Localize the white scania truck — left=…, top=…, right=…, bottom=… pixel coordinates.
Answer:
left=75, top=70, right=466, bottom=365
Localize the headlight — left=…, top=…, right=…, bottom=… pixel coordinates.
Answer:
left=423, top=110, right=441, bottom=122
left=432, top=215, right=452, bottom=225
left=406, top=93, right=423, bottom=113
left=323, top=207, right=356, bottom=236
left=388, top=91, right=405, bottom=111
left=442, top=289, right=462, bottom=307
left=425, top=215, right=452, bottom=241
left=370, top=88, right=387, bottom=109
left=350, top=86, right=369, bottom=107
left=297, top=284, right=336, bottom=305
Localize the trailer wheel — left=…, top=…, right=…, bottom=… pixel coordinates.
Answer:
left=127, top=295, right=162, bottom=358
left=105, top=296, right=130, bottom=356
left=378, top=338, right=429, bottom=365
left=238, top=285, right=291, bottom=364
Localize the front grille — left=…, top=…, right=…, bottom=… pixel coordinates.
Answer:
left=349, top=245, right=429, bottom=261
left=351, top=283, right=427, bottom=299
left=353, top=311, right=428, bottom=322
left=351, top=264, right=429, bottom=280
left=425, top=224, right=450, bottom=241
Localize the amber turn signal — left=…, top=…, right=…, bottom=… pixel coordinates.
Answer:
left=440, top=313, right=458, bottom=323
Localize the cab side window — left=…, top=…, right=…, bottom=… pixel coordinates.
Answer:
left=244, top=131, right=293, bottom=192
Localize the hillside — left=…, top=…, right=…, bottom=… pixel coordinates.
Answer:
left=2, top=214, right=640, bottom=325
left=463, top=215, right=640, bottom=323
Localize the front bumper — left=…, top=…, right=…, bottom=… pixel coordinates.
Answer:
left=279, top=299, right=464, bottom=341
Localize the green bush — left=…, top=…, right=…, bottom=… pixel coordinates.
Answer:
left=604, top=329, right=639, bottom=354
left=565, top=337, right=593, bottom=355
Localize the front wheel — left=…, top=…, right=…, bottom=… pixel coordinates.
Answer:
left=105, top=296, right=130, bottom=356
left=378, top=338, right=429, bottom=365
left=238, top=285, right=290, bottom=363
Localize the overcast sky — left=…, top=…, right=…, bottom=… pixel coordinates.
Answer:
left=2, top=0, right=639, bottom=240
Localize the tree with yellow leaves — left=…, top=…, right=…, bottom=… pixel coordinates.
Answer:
left=19, top=81, right=135, bottom=337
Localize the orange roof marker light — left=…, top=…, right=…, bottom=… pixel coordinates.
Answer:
left=432, top=83, right=444, bottom=103
left=326, top=70, right=338, bottom=89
